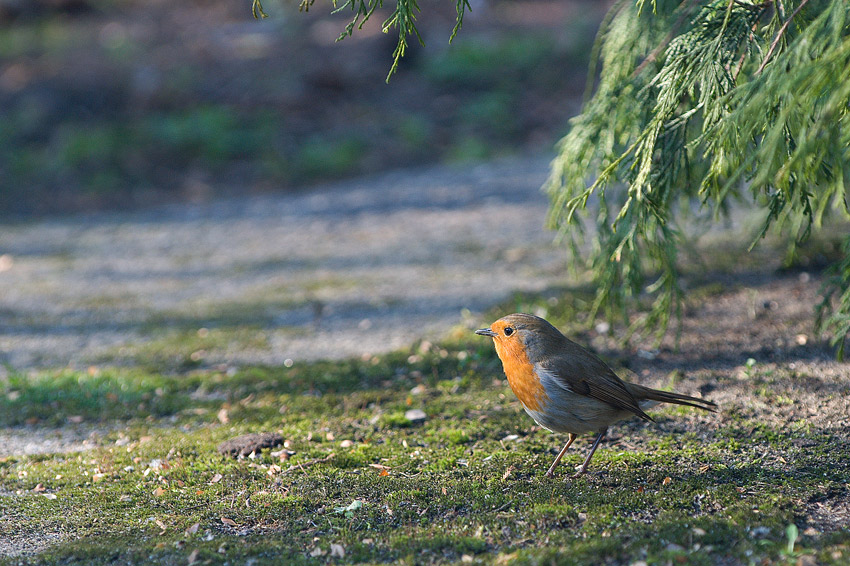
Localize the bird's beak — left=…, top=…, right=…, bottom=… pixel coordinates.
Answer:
left=475, top=328, right=497, bottom=337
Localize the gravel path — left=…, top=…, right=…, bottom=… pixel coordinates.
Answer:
left=0, top=156, right=565, bottom=371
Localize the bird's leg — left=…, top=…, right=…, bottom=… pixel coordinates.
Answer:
left=572, top=429, right=607, bottom=478
left=544, top=433, right=577, bottom=478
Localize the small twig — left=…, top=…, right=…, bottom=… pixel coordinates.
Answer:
left=280, top=452, right=335, bottom=476
left=633, top=0, right=700, bottom=78
left=493, top=501, right=513, bottom=512
left=756, top=0, right=811, bottom=75
left=734, top=0, right=774, bottom=9
left=734, top=19, right=762, bottom=82
left=732, top=47, right=748, bottom=82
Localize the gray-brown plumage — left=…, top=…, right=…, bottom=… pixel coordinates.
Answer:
left=476, top=313, right=717, bottom=477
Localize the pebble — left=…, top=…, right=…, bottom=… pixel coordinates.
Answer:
left=404, top=409, right=427, bottom=424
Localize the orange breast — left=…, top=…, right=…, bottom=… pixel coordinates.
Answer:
left=494, top=337, right=549, bottom=411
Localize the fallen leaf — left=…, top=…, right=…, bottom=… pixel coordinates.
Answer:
left=220, top=517, right=237, bottom=527
left=379, top=468, right=389, bottom=477
left=267, top=464, right=282, bottom=477
left=662, top=477, right=672, bottom=486
left=33, top=483, right=46, bottom=492
left=187, top=549, right=199, bottom=565
left=185, top=523, right=200, bottom=536
left=210, top=473, right=223, bottom=484
left=272, top=449, right=296, bottom=461
left=153, top=487, right=166, bottom=497
left=217, top=408, right=229, bottom=424
left=41, top=493, right=57, bottom=500
left=334, top=500, right=365, bottom=516
left=310, top=547, right=326, bottom=557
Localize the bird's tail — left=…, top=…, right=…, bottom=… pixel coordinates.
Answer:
left=626, top=383, right=717, bottom=412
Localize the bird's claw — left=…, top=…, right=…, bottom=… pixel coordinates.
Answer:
left=571, top=466, right=588, bottom=478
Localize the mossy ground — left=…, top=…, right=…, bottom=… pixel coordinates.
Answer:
left=2, top=273, right=849, bottom=565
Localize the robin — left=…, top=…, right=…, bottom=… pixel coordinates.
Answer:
left=475, top=313, right=717, bottom=477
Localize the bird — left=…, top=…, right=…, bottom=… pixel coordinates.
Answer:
left=475, top=313, right=717, bottom=477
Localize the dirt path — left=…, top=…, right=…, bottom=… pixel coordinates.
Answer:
left=0, top=156, right=564, bottom=372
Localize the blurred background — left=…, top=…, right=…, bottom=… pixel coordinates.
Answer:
left=0, top=0, right=607, bottom=215
left=0, top=0, right=613, bottom=371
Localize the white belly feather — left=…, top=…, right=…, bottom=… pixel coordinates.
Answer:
left=523, top=367, right=656, bottom=434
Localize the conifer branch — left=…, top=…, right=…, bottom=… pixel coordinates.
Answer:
left=547, top=0, right=850, bottom=353
left=756, top=0, right=811, bottom=74
left=633, top=0, right=700, bottom=78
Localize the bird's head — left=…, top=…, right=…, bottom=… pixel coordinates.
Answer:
left=475, top=313, right=564, bottom=359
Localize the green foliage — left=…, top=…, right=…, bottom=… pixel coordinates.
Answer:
left=545, top=0, right=850, bottom=351
left=252, top=0, right=268, bottom=19
left=816, top=235, right=850, bottom=359
left=255, top=0, right=471, bottom=82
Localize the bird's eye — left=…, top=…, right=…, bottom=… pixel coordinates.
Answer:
left=503, top=326, right=514, bottom=336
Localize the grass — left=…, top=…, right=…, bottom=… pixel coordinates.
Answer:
left=2, top=326, right=849, bottom=565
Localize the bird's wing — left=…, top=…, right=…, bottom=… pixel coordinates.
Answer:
left=541, top=342, right=653, bottom=422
